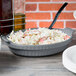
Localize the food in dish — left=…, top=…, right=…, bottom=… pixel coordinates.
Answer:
left=8, top=28, right=70, bottom=45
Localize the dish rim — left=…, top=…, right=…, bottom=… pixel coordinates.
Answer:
left=1, top=28, right=73, bottom=47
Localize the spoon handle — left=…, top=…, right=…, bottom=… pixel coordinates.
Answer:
left=49, top=2, right=68, bottom=29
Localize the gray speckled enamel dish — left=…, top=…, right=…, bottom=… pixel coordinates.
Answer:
left=1, top=28, right=74, bottom=57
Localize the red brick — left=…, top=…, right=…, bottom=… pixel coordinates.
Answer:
left=39, top=22, right=51, bottom=28
left=66, top=3, right=76, bottom=10
left=26, top=0, right=50, bottom=2
left=53, top=12, right=74, bottom=20
left=66, top=21, right=76, bottom=28
left=52, top=0, right=76, bottom=1
left=26, top=13, right=51, bottom=20
left=26, top=4, right=37, bottom=11
left=39, top=21, right=64, bottom=28
left=39, top=4, right=63, bottom=11
left=25, top=22, right=37, bottom=29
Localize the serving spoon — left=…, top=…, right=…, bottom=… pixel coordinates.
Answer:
left=49, top=2, right=68, bottom=29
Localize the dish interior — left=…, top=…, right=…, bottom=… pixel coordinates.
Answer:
left=7, top=28, right=70, bottom=45
left=66, top=45, right=76, bottom=64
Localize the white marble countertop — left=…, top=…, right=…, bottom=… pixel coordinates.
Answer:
left=0, top=31, right=76, bottom=76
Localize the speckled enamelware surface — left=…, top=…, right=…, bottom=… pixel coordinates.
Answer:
left=1, top=28, right=74, bottom=57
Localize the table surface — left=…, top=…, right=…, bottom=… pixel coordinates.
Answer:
left=0, top=31, right=76, bottom=76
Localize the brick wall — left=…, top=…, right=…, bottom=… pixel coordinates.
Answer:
left=25, top=0, right=76, bottom=29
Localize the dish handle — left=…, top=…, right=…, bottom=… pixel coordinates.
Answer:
left=63, top=28, right=74, bottom=36
left=1, top=35, right=10, bottom=44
